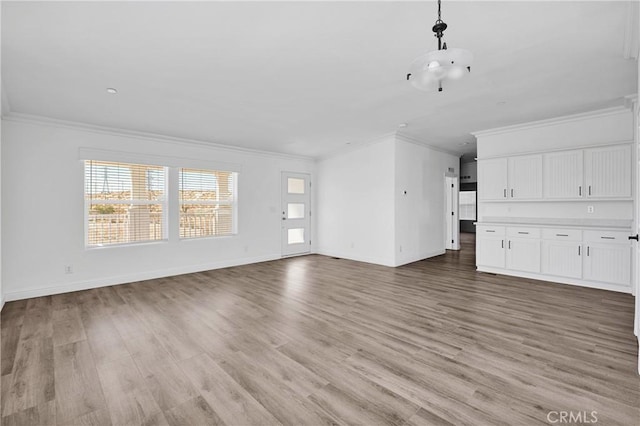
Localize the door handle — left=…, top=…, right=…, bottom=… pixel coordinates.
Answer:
left=629, top=235, right=639, bottom=241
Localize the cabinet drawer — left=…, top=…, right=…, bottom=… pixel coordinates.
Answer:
left=584, top=230, right=630, bottom=244
left=541, top=228, right=582, bottom=242
left=506, top=227, right=540, bottom=239
left=477, top=225, right=505, bottom=236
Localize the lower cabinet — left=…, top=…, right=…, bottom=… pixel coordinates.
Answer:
left=541, top=240, right=582, bottom=279
left=476, top=237, right=505, bottom=268
left=506, top=238, right=541, bottom=273
left=476, top=224, right=631, bottom=291
left=582, top=230, right=631, bottom=286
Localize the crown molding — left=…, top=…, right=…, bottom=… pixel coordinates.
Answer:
left=471, top=105, right=632, bottom=139
left=2, top=112, right=315, bottom=162
left=394, top=133, right=461, bottom=157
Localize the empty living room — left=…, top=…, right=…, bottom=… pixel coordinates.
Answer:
left=1, top=1, right=639, bottom=425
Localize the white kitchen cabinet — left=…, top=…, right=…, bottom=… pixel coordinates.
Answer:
left=541, top=241, right=582, bottom=279
left=476, top=225, right=505, bottom=268
left=543, top=150, right=584, bottom=199
left=506, top=238, right=541, bottom=273
left=541, top=228, right=583, bottom=279
left=585, top=145, right=631, bottom=198
left=508, top=155, right=543, bottom=199
left=583, top=230, right=631, bottom=286
left=583, top=244, right=631, bottom=286
left=478, top=158, right=508, bottom=200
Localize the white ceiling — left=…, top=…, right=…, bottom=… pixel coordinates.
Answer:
left=2, top=1, right=638, bottom=158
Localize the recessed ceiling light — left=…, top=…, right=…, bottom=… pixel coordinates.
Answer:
left=496, top=100, right=507, bottom=106
left=398, top=123, right=408, bottom=128
left=106, top=88, right=118, bottom=94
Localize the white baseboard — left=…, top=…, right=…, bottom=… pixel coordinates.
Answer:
left=477, top=266, right=632, bottom=294
left=4, top=254, right=281, bottom=302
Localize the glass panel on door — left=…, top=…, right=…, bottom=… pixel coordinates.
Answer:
left=288, top=228, right=305, bottom=244
left=288, top=178, right=305, bottom=194
left=287, top=203, right=305, bottom=219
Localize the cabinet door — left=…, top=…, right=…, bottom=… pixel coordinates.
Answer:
left=541, top=241, right=582, bottom=278
left=585, top=145, right=631, bottom=198
left=506, top=239, right=541, bottom=273
left=583, top=243, right=631, bottom=286
left=543, top=150, right=584, bottom=199
left=478, top=158, right=508, bottom=200
left=508, top=155, right=542, bottom=199
left=476, top=237, right=505, bottom=268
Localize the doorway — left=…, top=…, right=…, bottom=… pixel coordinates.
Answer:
left=281, top=172, right=311, bottom=257
left=445, top=175, right=460, bottom=250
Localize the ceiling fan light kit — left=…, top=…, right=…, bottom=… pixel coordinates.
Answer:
left=407, top=0, right=473, bottom=92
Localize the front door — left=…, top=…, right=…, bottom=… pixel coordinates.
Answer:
left=281, top=172, right=311, bottom=257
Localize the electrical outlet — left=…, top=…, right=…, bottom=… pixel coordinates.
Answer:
left=587, top=205, right=594, bottom=214
left=64, top=265, right=73, bottom=274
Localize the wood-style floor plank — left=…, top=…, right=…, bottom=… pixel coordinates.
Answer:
left=1, top=233, right=638, bottom=425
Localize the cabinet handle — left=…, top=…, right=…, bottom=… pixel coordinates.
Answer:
left=511, top=189, right=514, bottom=197
left=508, top=240, right=511, bottom=249
left=579, top=186, right=581, bottom=196
left=501, top=240, right=504, bottom=248
left=556, top=234, right=569, bottom=237
left=486, top=230, right=496, bottom=233
left=600, top=236, right=615, bottom=240
left=588, top=185, right=591, bottom=196
left=517, top=231, right=529, bottom=235
left=503, top=189, right=507, bottom=198
left=578, top=245, right=581, bottom=256
left=587, top=246, right=590, bottom=256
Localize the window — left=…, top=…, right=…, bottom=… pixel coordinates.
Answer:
left=85, top=161, right=167, bottom=246
left=459, top=190, right=477, bottom=221
left=179, top=168, right=237, bottom=238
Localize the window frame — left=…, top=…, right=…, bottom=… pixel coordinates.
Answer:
left=178, top=168, right=239, bottom=240
left=84, top=160, right=169, bottom=248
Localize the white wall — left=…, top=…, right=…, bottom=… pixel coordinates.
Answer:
left=0, top=3, right=4, bottom=310
left=476, top=107, right=634, bottom=224
left=1, top=117, right=315, bottom=301
left=394, top=139, right=458, bottom=266
left=316, top=136, right=396, bottom=266
left=316, top=135, right=458, bottom=267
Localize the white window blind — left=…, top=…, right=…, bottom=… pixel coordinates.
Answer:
left=85, top=160, right=167, bottom=246
left=179, top=168, right=237, bottom=238
left=459, top=190, right=477, bottom=221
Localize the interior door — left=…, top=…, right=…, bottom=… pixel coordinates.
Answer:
left=281, top=172, right=311, bottom=257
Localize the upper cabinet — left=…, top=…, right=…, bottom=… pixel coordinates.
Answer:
left=479, top=143, right=632, bottom=202
left=543, top=150, right=584, bottom=199
left=508, top=155, right=542, bottom=199
left=584, top=145, right=631, bottom=198
left=478, top=158, right=508, bottom=200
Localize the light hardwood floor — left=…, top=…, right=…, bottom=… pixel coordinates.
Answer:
left=1, top=234, right=639, bottom=425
